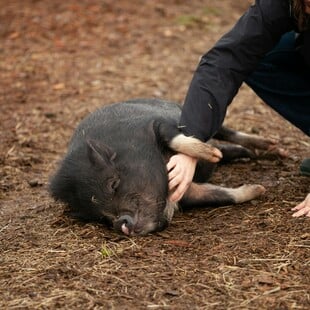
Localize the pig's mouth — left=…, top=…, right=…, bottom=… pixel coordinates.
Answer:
left=121, top=223, right=130, bottom=235
left=113, top=214, right=168, bottom=236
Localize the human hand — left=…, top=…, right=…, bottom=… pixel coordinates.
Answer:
left=291, top=193, right=310, bottom=217
left=167, top=153, right=198, bottom=202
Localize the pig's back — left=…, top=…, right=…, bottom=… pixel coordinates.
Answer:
left=69, top=98, right=181, bottom=150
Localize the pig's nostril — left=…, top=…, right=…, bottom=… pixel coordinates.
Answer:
left=119, top=215, right=133, bottom=225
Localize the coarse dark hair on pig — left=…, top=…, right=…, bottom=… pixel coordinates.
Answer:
left=49, top=98, right=275, bottom=236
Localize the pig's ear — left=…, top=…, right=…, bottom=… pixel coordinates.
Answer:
left=86, top=139, right=116, bottom=168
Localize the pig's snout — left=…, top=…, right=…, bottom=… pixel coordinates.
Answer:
left=114, top=215, right=134, bottom=236
left=113, top=214, right=153, bottom=236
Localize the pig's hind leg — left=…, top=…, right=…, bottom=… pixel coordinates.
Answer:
left=192, top=140, right=263, bottom=183
left=214, top=126, right=287, bottom=158
left=180, top=182, right=266, bottom=208
left=215, top=144, right=255, bottom=163
left=193, top=144, right=256, bottom=183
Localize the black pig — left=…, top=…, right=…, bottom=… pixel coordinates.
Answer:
left=50, top=99, right=272, bottom=236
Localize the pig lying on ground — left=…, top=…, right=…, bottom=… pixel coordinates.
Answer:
left=50, top=99, right=278, bottom=236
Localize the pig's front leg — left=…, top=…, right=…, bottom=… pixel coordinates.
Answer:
left=154, top=120, right=222, bottom=163
left=169, top=134, right=223, bottom=163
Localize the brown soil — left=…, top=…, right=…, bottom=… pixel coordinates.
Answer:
left=0, top=1, right=309, bottom=309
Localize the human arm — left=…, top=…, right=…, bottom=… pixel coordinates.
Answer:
left=180, top=0, right=293, bottom=141
left=169, top=0, right=293, bottom=202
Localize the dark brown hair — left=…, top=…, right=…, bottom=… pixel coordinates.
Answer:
left=292, top=0, right=310, bottom=30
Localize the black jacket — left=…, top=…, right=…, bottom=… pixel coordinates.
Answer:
left=180, top=0, right=310, bottom=141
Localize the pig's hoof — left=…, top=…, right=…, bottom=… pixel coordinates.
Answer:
left=234, top=184, right=266, bottom=203
left=209, top=146, right=223, bottom=163
left=245, top=184, right=266, bottom=196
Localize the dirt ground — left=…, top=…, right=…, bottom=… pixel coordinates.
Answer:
left=0, top=0, right=309, bottom=309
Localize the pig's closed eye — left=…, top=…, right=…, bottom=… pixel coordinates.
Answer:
left=91, top=195, right=100, bottom=205
left=107, top=177, right=120, bottom=193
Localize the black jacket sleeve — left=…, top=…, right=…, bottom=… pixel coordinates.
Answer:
left=299, top=29, right=310, bottom=67
left=180, top=0, right=293, bottom=141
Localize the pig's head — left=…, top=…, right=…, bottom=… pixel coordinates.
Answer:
left=50, top=139, right=176, bottom=236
